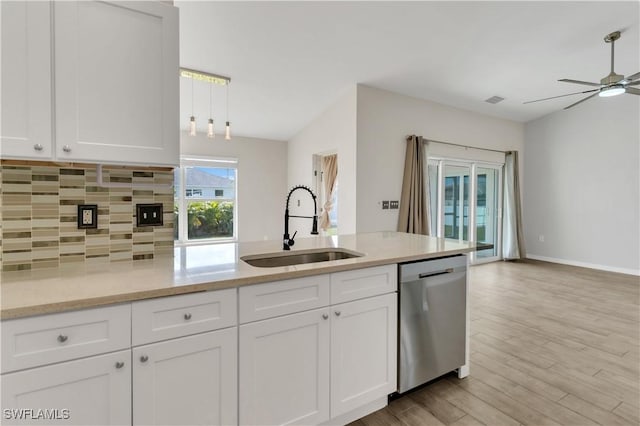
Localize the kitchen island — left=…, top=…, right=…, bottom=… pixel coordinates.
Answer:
left=1, top=232, right=478, bottom=426
left=1, top=231, right=478, bottom=319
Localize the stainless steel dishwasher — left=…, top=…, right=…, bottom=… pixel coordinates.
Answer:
left=398, top=254, right=467, bottom=393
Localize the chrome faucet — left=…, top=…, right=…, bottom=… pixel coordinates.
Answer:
left=283, top=185, right=319, bottom=250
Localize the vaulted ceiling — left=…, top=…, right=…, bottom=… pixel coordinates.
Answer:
left=177, top=1, right=640, bottom=141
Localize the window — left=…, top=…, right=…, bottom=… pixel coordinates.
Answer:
left=174, top=157, right=238, bottom=244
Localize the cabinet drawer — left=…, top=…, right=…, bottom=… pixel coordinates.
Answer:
left=132, top=289, right=236, bottom=346
left=239, top=275, right=330, bottom=324
left=1, top=304, right=131, bottom=374
left=330, top=264, right=397, bottom=304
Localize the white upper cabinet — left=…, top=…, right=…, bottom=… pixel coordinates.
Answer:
left=0, top=1, right=53, bottom=159
left=54, top=1, right=179, bottom=166
left=0, top=1, right=179, bottom=166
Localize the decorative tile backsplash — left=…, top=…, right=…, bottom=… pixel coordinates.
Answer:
left=0, top=162, right=174, bottom=272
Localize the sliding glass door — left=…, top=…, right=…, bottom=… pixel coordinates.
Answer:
left=475, top=167, right=501, bottom=260
left=430, top=159, right=502, bottom=264
left=443, top=164, right=471, bottom=241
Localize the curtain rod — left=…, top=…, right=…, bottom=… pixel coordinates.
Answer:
left=409, top=136, right=507, bottom=154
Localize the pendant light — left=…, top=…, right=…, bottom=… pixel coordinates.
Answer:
left=207, top=84, right=215, bottom=139
left=189, top=78, right=196, bottom=136
left=225, top=82, right=231, bottom=140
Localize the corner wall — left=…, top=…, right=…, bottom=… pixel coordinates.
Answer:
left=355, top=85, right=524, bottom=233
left=180, top=133, right=288, bottom=242
left=524, top=95, right=640, bottom=275
left=287, top=88, right=357, bottom=235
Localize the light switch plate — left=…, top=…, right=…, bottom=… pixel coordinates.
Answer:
left=77, top=204, right=98, bottom=229
left=136, top=203, right=163, bottom=227
left=390, top=200, right=399, bottom=209
left=382, top=201, right=390, bottom=210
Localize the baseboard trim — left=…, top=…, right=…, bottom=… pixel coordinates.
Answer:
left=526, top=254, right=640, bottom=277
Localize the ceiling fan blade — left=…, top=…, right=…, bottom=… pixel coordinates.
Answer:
left=626, top=71, right=640, bottom=81
left=564, top=92, right=599, bottom=110
left=627, top=81, right=640, bottom=86
left=558, top=79, right=601, bottom=87
left=626, top=87, right=640, bottom=96
left=524, top=89, right=599, bottom=104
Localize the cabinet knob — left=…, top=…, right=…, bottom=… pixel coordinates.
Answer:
left=34, top=144, right=43, bottom=152
left=62, top=145, right=71, bottom=153
left=322, top=314, right=329, bottom=320
left=184, top=313, right=192, bottom=320
left=140, top=355, right=149, bottom=363
left=115, top=361, right=125, bottom=369
left=57, top=334, right=68, bottom=343
left=334, top=311, right=341, bottom=317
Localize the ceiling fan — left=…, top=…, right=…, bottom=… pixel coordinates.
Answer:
left=524, top=30, right=640, bottom=110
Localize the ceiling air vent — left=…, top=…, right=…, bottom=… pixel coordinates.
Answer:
left=485, top=96, right=505, bottom=104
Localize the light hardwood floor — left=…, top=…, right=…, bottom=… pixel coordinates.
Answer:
left=351, top=260, right=640, bottom=426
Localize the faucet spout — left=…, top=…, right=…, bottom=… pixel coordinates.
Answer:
left=283, top=185, right=319, bottom=250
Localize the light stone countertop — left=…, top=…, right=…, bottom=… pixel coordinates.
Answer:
left=1, top=232, right=479, bottom=319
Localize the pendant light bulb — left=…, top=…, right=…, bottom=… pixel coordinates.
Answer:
left=207, top=83, right=215, bottom=139
left=207, top=118, right=215, bottom=139
left=188, top=78, right=196, bottom=136
left=189, top=116, right=196, bottom=137
left=225, top=82, right=231, bottom=141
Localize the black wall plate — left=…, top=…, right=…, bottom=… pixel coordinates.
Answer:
left=78, top=204, right=98, bottom=229
left=136, top=203, right=163, bottom=227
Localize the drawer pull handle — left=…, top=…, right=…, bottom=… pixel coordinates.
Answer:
left=322, top=314, right=329, bottom=320
left=140, top=355, right=149, bottom=363
left=57, top=334, right=68, bottom=343
left=34, top=144, right=43, bottom=151
left=115, top=361, right=125, bottom=369
left=184, top=313, right=192, bottom=320
left=334, top=311, right=341, bottom=317
left=62, top=145, right=71, bottom=153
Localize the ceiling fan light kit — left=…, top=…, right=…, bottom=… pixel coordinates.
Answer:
left=599, top=85, right=626, bottom=97
left=525, top=30, right=639, bottom=110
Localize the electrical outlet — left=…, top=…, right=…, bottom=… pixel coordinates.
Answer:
left=77, top=205, right=98, bottom=229
left=390, top=200, right=399, bottom=209
left=538, top=234, right=545, bottom=243
left=136, top=203, right=163, bottom=227
left=382, top=201, right=389, bottom=210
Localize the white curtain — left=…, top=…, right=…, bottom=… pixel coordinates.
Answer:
left=319, top=154, right=337, bottom=230
left=502, top=151, right=525, bottom=259
left=397, top=135, right=431, bottom=235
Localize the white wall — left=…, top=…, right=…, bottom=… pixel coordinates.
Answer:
left=524, top=95, right=640, bottom=275
left=355, top=85, right=524, bottom=233
left=180, top=132, right=288, bottom=242
left=288, top=87, right=357, bottom=236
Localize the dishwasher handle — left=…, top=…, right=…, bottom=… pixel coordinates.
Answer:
left=418, top=268, right=454, bottom=279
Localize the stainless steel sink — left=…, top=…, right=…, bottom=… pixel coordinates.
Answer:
left=241, top=248, right=364, bottom=268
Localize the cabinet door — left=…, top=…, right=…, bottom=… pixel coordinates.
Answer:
left=0, top=350, right=131, bottom=426
left=330, top=293, right=397, bottom=418
left=239, top=308, right=330, bottom=426
left=132, top=328, right=237, bottom=426
left=0, top=1, right=52, bottom=159
left=54, top=1, right=179, bottom=166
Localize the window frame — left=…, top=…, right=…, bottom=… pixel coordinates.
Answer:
left=174, top=156, right=238, bottom=246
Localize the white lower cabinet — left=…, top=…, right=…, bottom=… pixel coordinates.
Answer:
left=330, top=293, right=397, bottom=418
left=1, top=350, right=131, bottom=426
left=239, top=308, right=331, bottom=426
left=133, top=327, right=238, bottom=426
left=239, top=290, right=397, bottom=425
